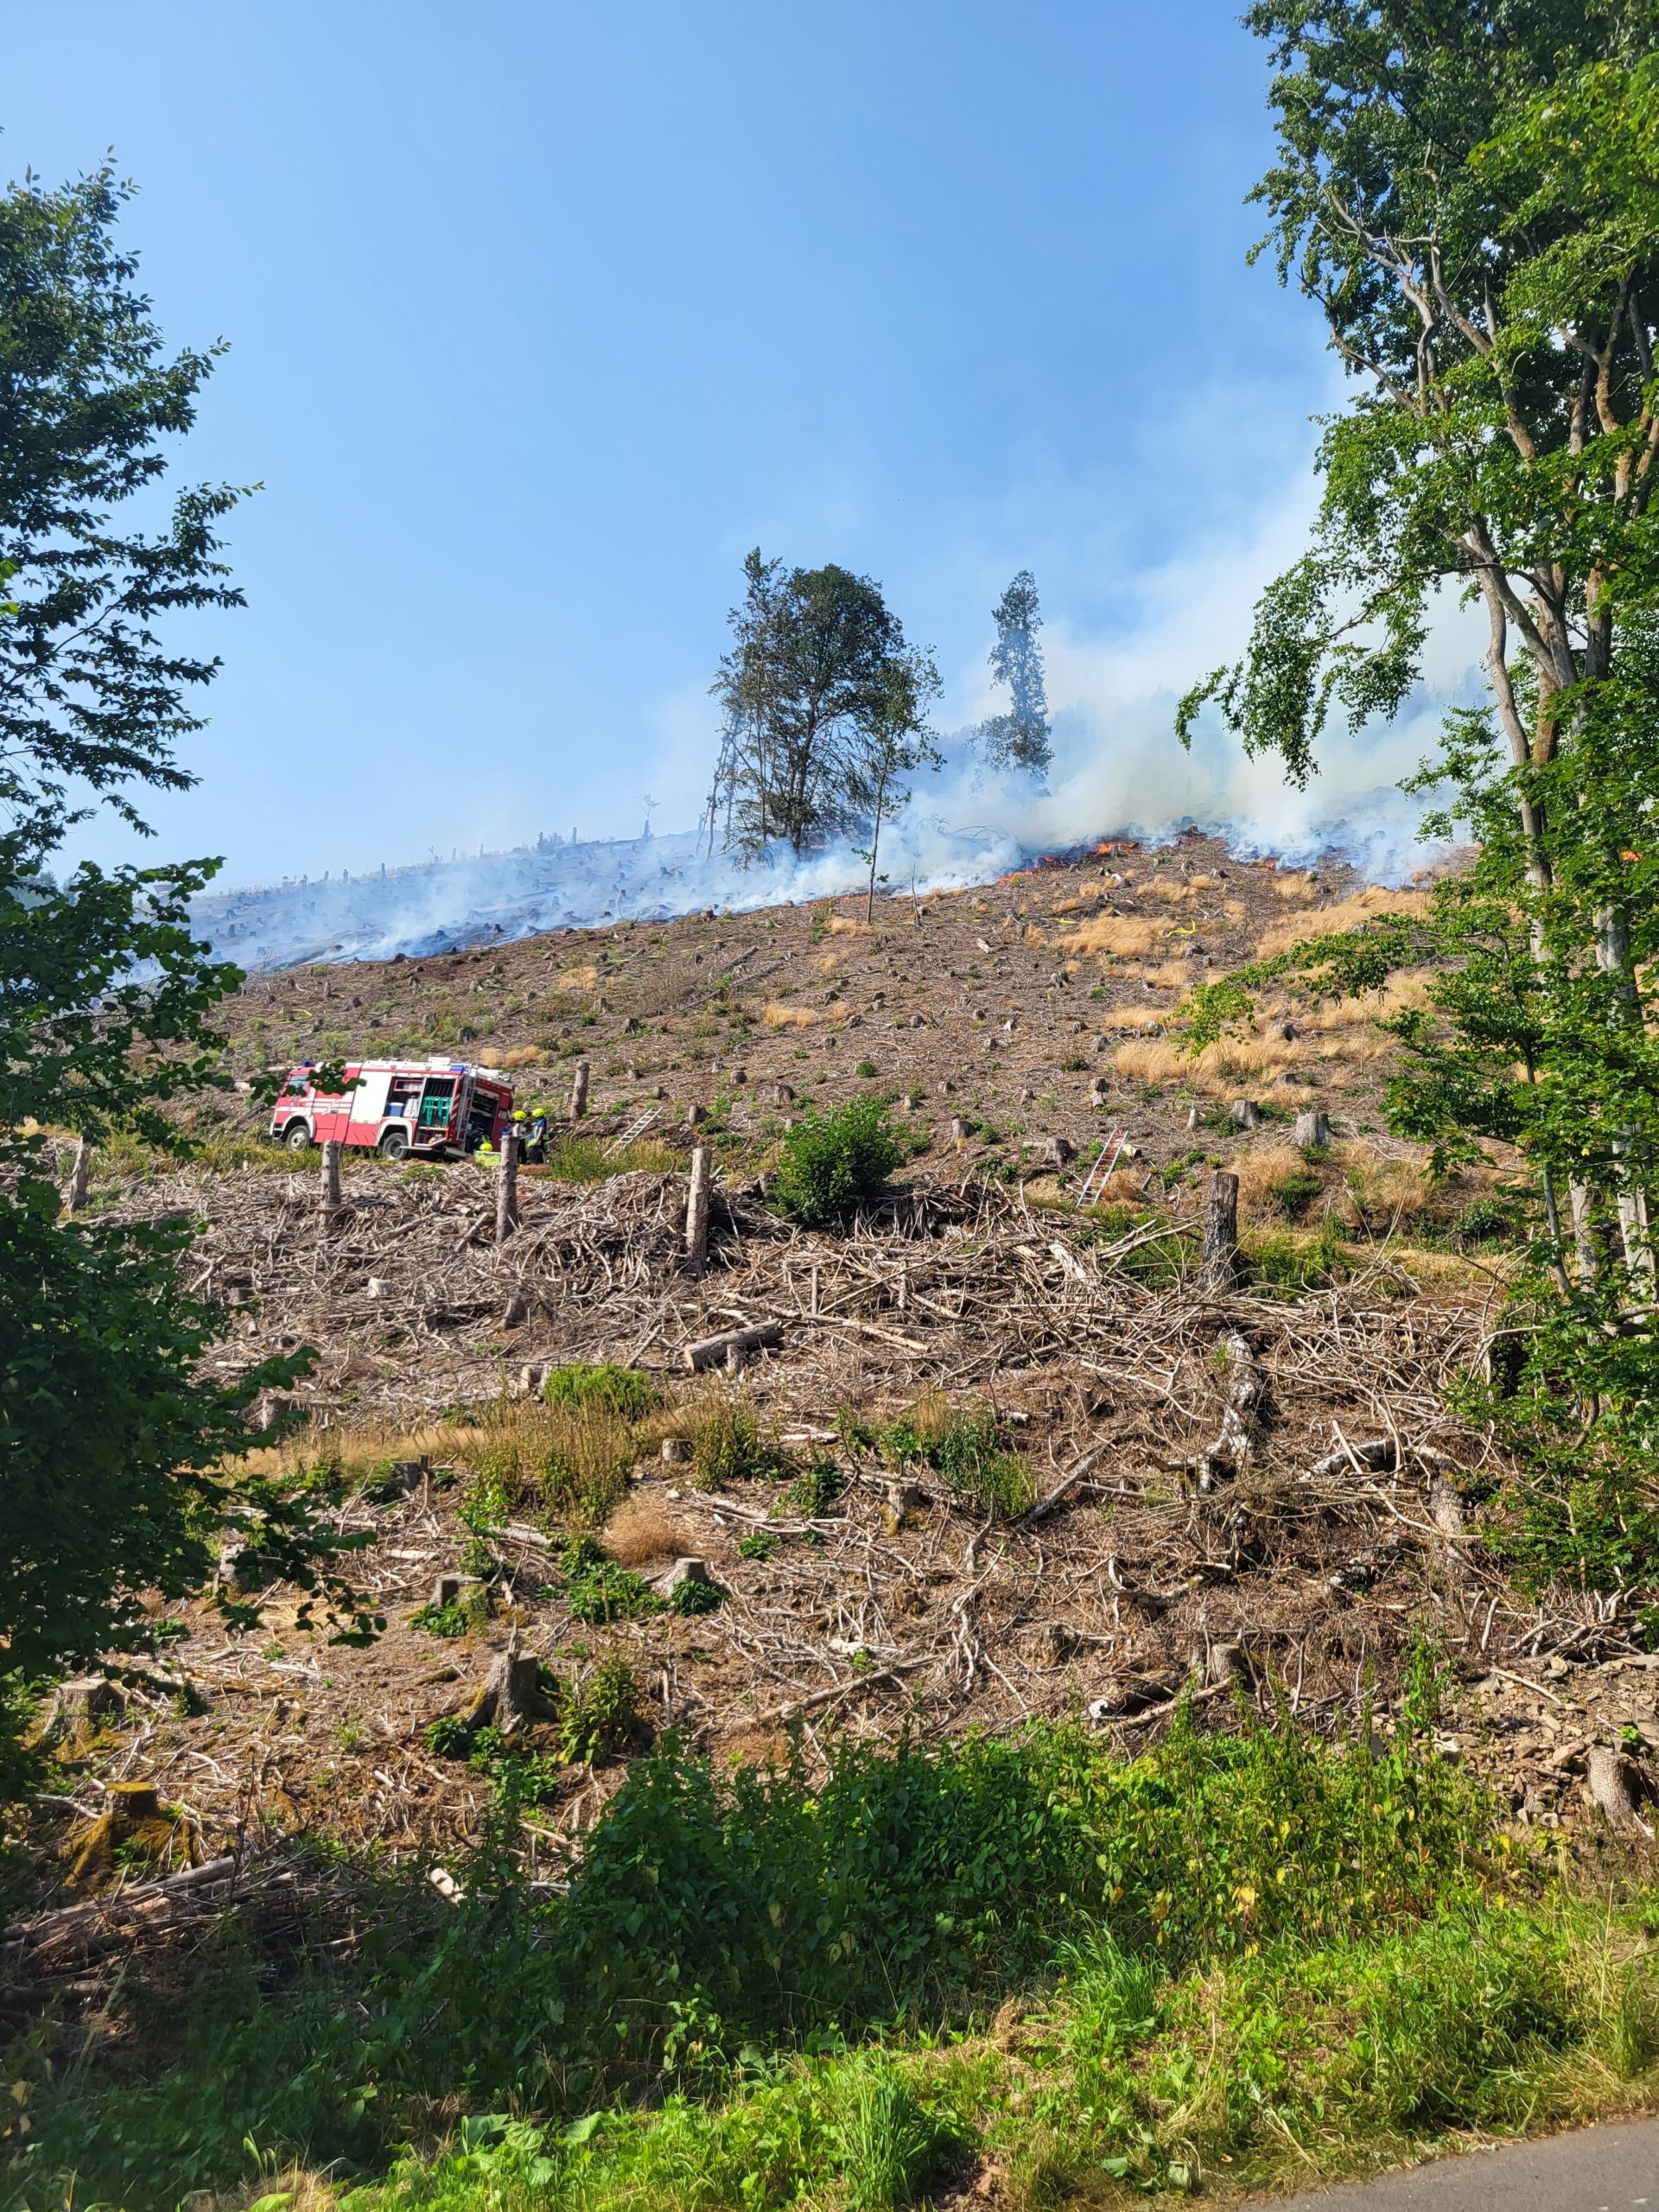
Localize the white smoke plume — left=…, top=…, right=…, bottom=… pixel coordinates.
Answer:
left=192, top=510, right=1486, bottom=967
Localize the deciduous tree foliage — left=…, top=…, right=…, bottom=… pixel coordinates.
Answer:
left=0, top=162, right=368, bottom=1797
left=1180, top=3, right=1659, bottom=1601
left=709, top=551, right=938, bottom=859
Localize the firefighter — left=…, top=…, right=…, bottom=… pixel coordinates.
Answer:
left=524, top=1101, right=548, bottom=1165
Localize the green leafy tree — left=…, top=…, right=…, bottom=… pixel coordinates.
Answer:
left=0, top=161, right=369, bottom=1799
left=1179, top=3, right=1659, bottom=1601
left=711, top=551, right=938, bottom=857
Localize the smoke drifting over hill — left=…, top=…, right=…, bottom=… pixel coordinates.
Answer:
left=191, top=683, right=1454, bottom=969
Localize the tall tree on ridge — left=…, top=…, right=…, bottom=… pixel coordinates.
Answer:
left=979, top=570, right=1052, bottom=782
left=711, top=550, right=935, bottom=857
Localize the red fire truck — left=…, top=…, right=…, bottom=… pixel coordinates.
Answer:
left=269, top=1058, right=515, bottom=1161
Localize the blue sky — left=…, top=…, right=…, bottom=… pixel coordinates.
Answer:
left=16, top=2, right=1349, bottom=887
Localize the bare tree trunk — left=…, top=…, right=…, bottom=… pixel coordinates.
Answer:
left=64, top=1135, right=92, bottom=1214
left=495, top=1130, right=520, bottom=1242
left=569, top=1060, right=590, bottom=1120
left=685, top=1144, right=711, bottom=1277
left=866, top=764, right=889, bottom=925
left=1201, top=1171, right=1240, bottom=1292
left=1596, top=902, right=1656, bottom=1293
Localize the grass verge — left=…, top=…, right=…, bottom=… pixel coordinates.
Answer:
left=7, top=1710, right=1657, bottom=2210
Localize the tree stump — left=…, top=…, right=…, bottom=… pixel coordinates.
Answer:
left=1201, top=1171, right=1240, bottom=1291
left=50, top=1677, right=125, bottom=1732
left=462, top=1636, right=556, bottom=1738
left=1586, top=1744, right=1654, bottom=1838
left=1228, top=1098, right=1261, bottom=1130
left=320, top=1139, right=344, bottom=1227
left=495, top=1129, right=520, bottom=1241
left=65, top=1135, right=92, bottom=1214
left=569, top=1060, right=590, bottom=1119
left=1293, top=1109, right=1331, bottom=1148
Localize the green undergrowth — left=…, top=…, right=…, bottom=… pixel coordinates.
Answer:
left=16, top=1696, right=1657, bottom=2212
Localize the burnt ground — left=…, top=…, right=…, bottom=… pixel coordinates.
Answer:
left=14, top=837, right=1659, bottom=1945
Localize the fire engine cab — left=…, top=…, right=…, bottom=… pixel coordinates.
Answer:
left=270, top=1058, right=515, bottom=1161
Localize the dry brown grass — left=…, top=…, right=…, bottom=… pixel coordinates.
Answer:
left=1272, top=871, right=1319, bottom=903
left=602, top=1498, right=689, bottom=1567
left=824, top=915, right=870, bottom=937
left=1147, top=877, right=1196, bottom=905
left=498, top=1045, right=544, bottom=1070
left=762, top=1001, right=820, bottom=1028
left=1332, top=1140, right=1438, bottom=1232
left=1227, top=1144, right=1334, bottom=1222
left=1255, top=886, right=1431, bottom=961
left=556, top=963, right=599, bottom=992
left=1114, top=1033, right=1301, bottom=1095
left=1098, top=1004, right=1168, bottom=1030
left=1144, top=959, right=1198, bottom=989
left=1055, top=915, right=1165, bottom=958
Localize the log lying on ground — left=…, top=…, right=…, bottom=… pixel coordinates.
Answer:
left=1195, top=1332, right=1268, bottom=1491
left=1305, top=1436, right=1396, bottom=1482
left=683, top=1320, right=783, bottom=1372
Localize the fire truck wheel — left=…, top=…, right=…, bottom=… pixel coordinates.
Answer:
left=282, top=1121, right=314, bottom=1152
left=378, top=1127, right=410, bottom=1160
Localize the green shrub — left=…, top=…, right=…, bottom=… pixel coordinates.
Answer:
left=786, top=1460, right=845, bottom=1516
left=671, top=1575, right=725, bottom=1617
left=543, top=1362, right=659, bottom=1420
left=1248, top=1224, right=1347, bottom=1290
left=11, top=1713, right=1530, bottom=2207
left=557, top=1535, right=662, bottom=1625
left=770, top=1098, right=906, bottom=1228
left=689, top=1388, right=786, bottom=1490
left=737, top=1530, right=777, bottom=1561
left=557, top=1656, right=643, bottom=1764
left=409, top=1601, right=470, bottom=1639
left=876, top=1399, right=1035, bottom=1519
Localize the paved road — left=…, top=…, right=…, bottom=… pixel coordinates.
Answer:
left=1261, top=2117, right=1658, bottom=2211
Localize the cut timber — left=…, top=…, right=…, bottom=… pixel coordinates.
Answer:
left=683, top=1321, right=783, bottom=1373
left=1195, top=1332, right=1268, bottom=1492
left=1021, top=1450, right=1099, bottom=1523
left=1305, top=1436, right=1395, bottom=1482
left=686, top=1145, right=712, bottom=1277
left=1200, top=1170, right=1240, bottom=1291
